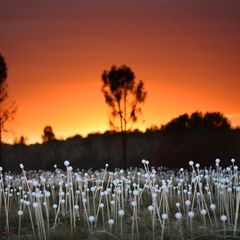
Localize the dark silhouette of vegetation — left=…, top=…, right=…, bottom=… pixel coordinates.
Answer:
left=42, top=126, right=55, bottom=143
left=0, top=54, right=16, bottom=169
left=2, top=112, right=239, bottom=172
left=101, top=65, right=147, bottom=168
left=14, top=136, right=27, bottom=145
left=162, top=112, right=231, bottom=132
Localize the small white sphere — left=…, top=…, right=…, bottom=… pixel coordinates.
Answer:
left=45, top=191, right=51, bottom=197
left=215, top=158, right=220, bottom=164
left=176, top=202, right=180, bottom=208
left=118, top=209, right=125, bottom=216
left=64, top=160, right=70, bottom=166
left=53, top=204, right=58, bottom=209
left=148, top=205, right=154, bottom=212
left=59, top=191, right=65, bottom=197
left=19, top=163, right=24, bottom=169
left=108, top=219, right=114, bottom=225
left=74, top=205, right=79, bottom=210
left=131, top=201, right=137, bottom=207
left=189, top=161, right=194, bottom=166
left=231, top=158, right=235, bottom=163
left=142, top=159, right=146, bottom=164
left=161, top=213, right=168, bottom=220
left=210, top=204, right=216, bottom=210
left=99, top=203, right=104, bottom=208
left=175, top=212, right=182, bottom=220
left=188, top=211, right=195, bottom=218
left=195, top=163, right=200, bottom=168
left=220, top=215, right=227, bottom=222
left=33, top=202, right=38, bottom=208
left=185, top=200, right=191, bottom=206
left=200, top=209, right=207, bottom=215
left=35, top=192, right=41, bottom=199
left=18, top=210, right=23, bottom=216
left=88, top=215, right=95, bottom=222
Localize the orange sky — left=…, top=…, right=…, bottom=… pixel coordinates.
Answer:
left=1, top=0, right=240, bottom=144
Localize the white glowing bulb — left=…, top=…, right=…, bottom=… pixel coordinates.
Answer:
left=108, top=219, right=114, bottom=225
left=200, top=209, right=207, bottom=215
left=161, top=213, right=168, bottom=220
left=17, top=210, right=23, bottom=216
left=88, top=216, right=95, bottom=222
left=176, top=202, right=180, bottom=208
left=215, top=159, right=220, bottom=164
left=210, top=204, right=216, bottom=210
left=33, top=202, right=38, bottom=208
left=188, top=211, right=195, bottom=218
left=131, top=201, right=137, bottom=207
left=175, top=212, right=182, bottom=220
left=148, top=205, right=154, bottom=212
left=53, top=204, right=58, bottom=209
left=64, top=160, right=70, bottom=166
left=189, top=161, right=194, bottom=166
left=118, top=209, right=125, bottom=216
left=220, top=215, right=227, bottom=222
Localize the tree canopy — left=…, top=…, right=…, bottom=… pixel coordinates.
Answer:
left=42, top=126, right=56, bottom=143
left=162, top=112, right=231, bottom=132
left=101, top=64, right=147, bottom=132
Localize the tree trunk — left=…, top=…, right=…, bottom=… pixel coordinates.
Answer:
left=0, top=127, right=2, bottom=169
left=0, top=86, right=3, bottom=172
left=121, top=130, right=127, bottom=169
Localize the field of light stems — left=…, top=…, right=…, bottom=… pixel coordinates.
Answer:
left=0, top=159, right=240, bottom=240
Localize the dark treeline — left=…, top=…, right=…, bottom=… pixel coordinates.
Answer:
left=2, top=112, right=240, bottom=172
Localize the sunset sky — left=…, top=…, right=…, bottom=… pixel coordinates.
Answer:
left=1, top=0, right=240, bottom=144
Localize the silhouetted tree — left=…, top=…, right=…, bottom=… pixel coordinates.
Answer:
left=0, top=54, right=16, bottom=169
left=203, top=112, right=230, bottom=129
left=14, top=135, right=27, bottom=145
left=162, top=111, right=231, bottom=132
left=42, top=126, right=55, bottom=142
left=101, top=65, right=147, bottom=168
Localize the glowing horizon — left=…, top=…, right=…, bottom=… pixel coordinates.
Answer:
left=1, top=0, right=240, bottom=144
